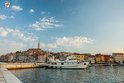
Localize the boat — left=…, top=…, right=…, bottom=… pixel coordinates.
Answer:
left=45, top=56, right=89, bottom=69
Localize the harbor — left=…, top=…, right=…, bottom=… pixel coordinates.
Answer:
left=0, top=62, right=124, bottom=83
left=0, top=60, right=123, bottom=83
left=0, top=62, right=45, bottom=83
left=10, top=66, right=124, bottom=83
left=0, top=0, right=124, bottom=82
left=0, top=44, right=124, bottom=83
left=0, top=45, right=124, bottom=82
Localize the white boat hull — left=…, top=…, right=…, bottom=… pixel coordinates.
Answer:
left=46, top=62, right=89, bottom=69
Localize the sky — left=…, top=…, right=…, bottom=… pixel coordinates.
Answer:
left=0, top=0, right=124, bottom=55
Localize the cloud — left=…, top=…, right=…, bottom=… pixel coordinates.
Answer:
left=0, top=15, right=15, bottom=20
left=0, top=27, right=8, bottom=37
left=40, top=42, right=46, bottom=48
left=0, top=27, right=39, bottom=54
left=11, top=5, right=23, bottom=12
left=0, top=27, right=37, bottom=42
left=29, top=9, right=34, bottom=13
left=0, top=39, right=25, bottom=54
left=41, top=11, right=46, bottom=14
left=48, top=43, right=57, bottom=49
left=7, top=28, right=37, bottom=42
left=47, top=36, right=94, bottom=50
left=107, top=48, right=124, bottom=53
left=0, top=15, right=7, bottom=20
left=29, top=17, right=63, bottom=31
left=9, top=16, right=15, bottom=19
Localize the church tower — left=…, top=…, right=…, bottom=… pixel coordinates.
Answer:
left=38, top=39, right=40, bottom=49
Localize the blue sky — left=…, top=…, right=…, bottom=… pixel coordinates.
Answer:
left=0, top=0, right=124, bottom=54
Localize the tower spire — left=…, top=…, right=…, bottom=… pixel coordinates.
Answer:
left=38, top=39, right=40, bottom=49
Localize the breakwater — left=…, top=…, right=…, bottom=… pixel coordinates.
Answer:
left=1, top=63, right=45, bottom=70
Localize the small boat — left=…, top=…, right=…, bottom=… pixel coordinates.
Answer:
left=45, top=56, right=89, bottom=69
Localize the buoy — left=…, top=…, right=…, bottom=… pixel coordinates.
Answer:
left=5, top=2, right=10, bottom=8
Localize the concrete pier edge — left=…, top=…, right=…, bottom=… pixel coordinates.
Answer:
left=0, top=62, right=45, bottom=83
left=0, top=67, right=22, bottom=83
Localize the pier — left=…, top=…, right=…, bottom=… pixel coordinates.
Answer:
left=0, top=67, right=22, bottom=83
left=1, top=63, right=45, bottom=70
left=0, top=62, right=46, bottom=83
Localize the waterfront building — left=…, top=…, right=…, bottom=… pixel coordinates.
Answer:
left=0, top=55, right=6, bottom=61
left=7, top=53, right=16, bottom=62
left=88, top=55, right=95, bottom=64
left=112, top=53, right=124, bottom=64
left=0, top=53, right=16, bottom=62
left=15, top=51, right=21, bottom=61
left=95, top=54, right=111, bottom=63
left=72, top=53, right=85, bottom=62
left=27, top=39, right=41, bottom=55
left=71, top=53, right=90, bottom=62
left=27, top=40, right=47, bottom=62
left=109, top=56, right=114, bottom=63
left=37, top=52, right=48, bottom=62
left=27, top=48, right=41, bottom=60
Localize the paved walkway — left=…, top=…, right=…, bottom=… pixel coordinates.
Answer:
left=0, top=66, right=22, bottom=83
left=0, top=70, right=6, bottom=83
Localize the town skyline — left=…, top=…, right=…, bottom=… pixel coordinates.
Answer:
left=1, top=0, right=124, bottom=55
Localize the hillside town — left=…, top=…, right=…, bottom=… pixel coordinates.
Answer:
left=0, top=41, right=124, bottom=65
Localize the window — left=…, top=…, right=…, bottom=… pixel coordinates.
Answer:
left=61, top=63, right=64, bottom=65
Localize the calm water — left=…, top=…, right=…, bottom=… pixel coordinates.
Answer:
left=10, top=66, right=124, bottom=83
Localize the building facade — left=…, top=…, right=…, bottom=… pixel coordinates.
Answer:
left=95, top=54, right=111, bottom=63
left=112, top=53, right=124, bottom=64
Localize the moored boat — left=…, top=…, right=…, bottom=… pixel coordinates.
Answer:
left=45, top=56, right=89, bottom=69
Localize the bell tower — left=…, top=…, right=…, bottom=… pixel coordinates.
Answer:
left=38, top=39, right=40, bottom=49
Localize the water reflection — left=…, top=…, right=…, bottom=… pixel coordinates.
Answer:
left=10, top=66, right=124, bottom=83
